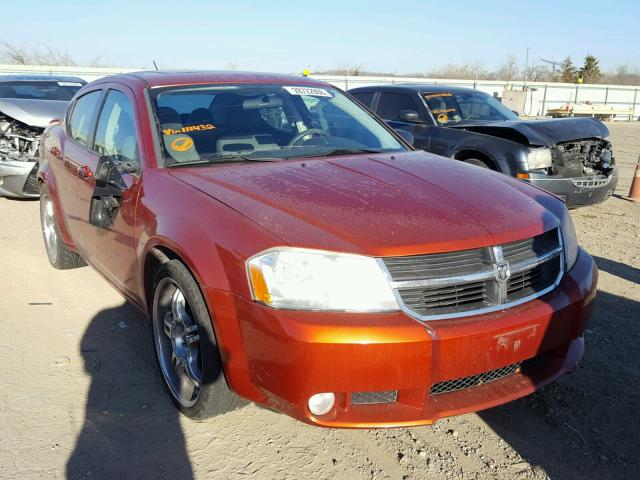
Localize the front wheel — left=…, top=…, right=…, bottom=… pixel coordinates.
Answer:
left=463, top=158, right=492, bottom=169
left=151, top=259, right=244, bottom=419
left=39, top=183, right=86, bottom=270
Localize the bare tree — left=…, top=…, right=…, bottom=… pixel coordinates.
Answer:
left=426, top=62, right=489, bottom=80
left=604, top=64, right=640, bottom=85
left=493, top=55, right=519, bottom=81
left=525, top=64, right=556, bottom=82
left=0, top=42, right=105, bottom=67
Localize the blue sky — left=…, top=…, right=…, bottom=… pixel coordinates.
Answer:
left=3, top=1, right=639, bottom=73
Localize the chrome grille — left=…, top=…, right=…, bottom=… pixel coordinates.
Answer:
left=381, top=228, right=563, bottom=320
left=430, top=362, right=522, bottom=395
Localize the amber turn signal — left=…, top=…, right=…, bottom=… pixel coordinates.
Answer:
left=517, top=172, right=530, bottom=179
left=248, top=264, right=271, bottom=304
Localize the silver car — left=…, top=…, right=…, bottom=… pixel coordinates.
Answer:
left=0, top=75, right=86, bottom=198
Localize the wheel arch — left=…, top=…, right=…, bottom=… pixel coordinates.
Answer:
left=142, top=243, right=204, bottom=313
left=453, top=149, right=500, bottom=171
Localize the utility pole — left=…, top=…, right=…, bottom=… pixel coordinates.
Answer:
left=523, top=46, right=530, bottom=87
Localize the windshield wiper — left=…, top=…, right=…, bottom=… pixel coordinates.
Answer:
left=167, top=154, right=280, bottom=168
left=297, top=148, right=385, bottom=159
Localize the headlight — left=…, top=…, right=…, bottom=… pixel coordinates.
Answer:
left=247, top=248, right=398, bottom=311
left=526, top=148, right=552, bottom=170
left=559, top=207, right=579, bottom=271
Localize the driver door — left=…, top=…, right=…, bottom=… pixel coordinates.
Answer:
left=377, top=92, right=432, bottom=150
left=78, top=87, right=142, bottom=299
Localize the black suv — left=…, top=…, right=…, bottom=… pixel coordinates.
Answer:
left=348, top=84, right=618, bottom=207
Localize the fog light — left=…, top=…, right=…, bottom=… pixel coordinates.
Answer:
left=308, top=392, right=335, bottom=416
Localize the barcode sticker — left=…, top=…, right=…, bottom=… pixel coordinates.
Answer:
left=283, top=86, right=332, bottom=97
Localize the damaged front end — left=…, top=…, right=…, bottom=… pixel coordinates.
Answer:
left=526, top=137, right=618, bottom=208
left=0, top=112, right=41, bottom=198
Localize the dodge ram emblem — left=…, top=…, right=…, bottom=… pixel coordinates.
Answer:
left=494, top=261, right=511, bottom=283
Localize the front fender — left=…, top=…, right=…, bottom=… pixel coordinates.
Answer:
left=451, top=135, right=529, bottom=175
left=135, top=170, right=284, bottom=401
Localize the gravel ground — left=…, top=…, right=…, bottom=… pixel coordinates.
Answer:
left=0, top=123, right=638, bottom=480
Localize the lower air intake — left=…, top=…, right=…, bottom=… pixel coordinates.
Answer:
left=430, top=362, right=522, bottom=395
left=351, top=390, right=398, bottom=405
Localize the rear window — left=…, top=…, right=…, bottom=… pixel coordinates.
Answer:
left=68, top=90, right=103, bottom=146
left=0, top=80, right=84, bottom=101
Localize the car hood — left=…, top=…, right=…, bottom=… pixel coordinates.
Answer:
left=170, top=151, right=561, bottom=256
left=450, top=117, right=609, bottom=147
left=0, top=98, right=68, bottom=128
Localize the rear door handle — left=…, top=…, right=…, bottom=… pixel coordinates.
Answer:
left=78, top=165, right=94, bottom=179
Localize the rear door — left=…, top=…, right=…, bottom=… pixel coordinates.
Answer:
left=78, top=86, right=142, bottom=298
left=57, top=89, right=105, bottom=251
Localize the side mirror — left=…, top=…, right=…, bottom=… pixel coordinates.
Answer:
left=395, top=129, right=415, bottom=145
left=89, top=156, right=128, bottom=229
left=398, top=110, right=424, bottom=123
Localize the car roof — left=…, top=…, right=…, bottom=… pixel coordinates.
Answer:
left=92, top=70, right=331, bottom=89
left=0, top=74, right=86, bottom=83
left=350, top=83, right=477, bottom=94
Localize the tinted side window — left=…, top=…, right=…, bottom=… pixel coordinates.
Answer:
left=378, top=93, right=419, bottom=121
left=351, top=92, right=375, bottom=107
left=68, top=90, right=103, bottom=146
left=94, top=90, right=139, bottom=162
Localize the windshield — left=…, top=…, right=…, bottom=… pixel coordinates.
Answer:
left=422, top=91, right=518, bottom=126
left=150, top=84, right=406, bottom=166
left=0, top=80, right=84, bottom=101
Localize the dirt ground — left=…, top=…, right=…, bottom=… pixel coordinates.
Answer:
left=0, top=123, right=638, bottom=480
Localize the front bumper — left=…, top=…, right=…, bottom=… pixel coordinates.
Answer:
left=0, top=160, right=39, bottom=198
left=524, top=168, right=618, bottom=207
left=207, top=249, right=597, bottom=428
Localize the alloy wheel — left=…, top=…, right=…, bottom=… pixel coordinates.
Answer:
left=152, top=277, right=203, bottom=407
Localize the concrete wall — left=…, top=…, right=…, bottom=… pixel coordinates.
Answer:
left=1, top=64, right=638, bottom=120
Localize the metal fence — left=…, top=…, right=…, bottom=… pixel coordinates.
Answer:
left=1, top=64, right=638, bottom=120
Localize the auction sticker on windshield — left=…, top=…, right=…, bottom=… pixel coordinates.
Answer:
left=283, top=86, right=332, bottom=97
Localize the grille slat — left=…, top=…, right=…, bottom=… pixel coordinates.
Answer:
left=430, top=362, right=522, bottom=395
left=502, top=229, right=559, bottom=262
left=382, top=229, right=562, bottom=319
left=384, top=248, right=486, bottom=282
left=400, top=281, right=489, bottom=315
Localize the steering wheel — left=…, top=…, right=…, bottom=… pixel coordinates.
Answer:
left=288, top=128, right=329, bottom=147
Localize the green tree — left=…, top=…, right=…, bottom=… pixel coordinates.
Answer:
left=560, top=56, right=577, bottom=83
left=580, top=55, right=603, bottom=83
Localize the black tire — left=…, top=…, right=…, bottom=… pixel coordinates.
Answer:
left=39, top=183, right=86, bottom=270
left=463, top=158, right=492, bottom=169
left=151, top=259, right=244, bottom=419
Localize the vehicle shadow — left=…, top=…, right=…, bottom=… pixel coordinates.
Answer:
left=592, top=255, right=640, bottom=284
left=478, top=290, right=640, bottom=479
left=66, top=303, right=194, bottom=480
